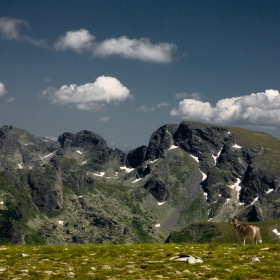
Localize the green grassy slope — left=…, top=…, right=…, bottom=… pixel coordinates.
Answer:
left=0, top=243, right=279, bottom=279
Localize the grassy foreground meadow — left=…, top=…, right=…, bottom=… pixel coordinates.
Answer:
left=0, top=243, right=279, bottom=279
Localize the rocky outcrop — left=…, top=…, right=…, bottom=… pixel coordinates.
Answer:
left=143, top=177, right=170, bottom=202
left=145, top=124, right=178, bottom=161
left=0, top=121, right=280, bottom=245
left=126, top=145, right=147, bottom=168
left=28, top=166, right=63, bottom=212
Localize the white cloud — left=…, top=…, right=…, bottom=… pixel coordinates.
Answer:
left=133, top=105, right=155, bottom=112
left=0, top=16, right=28, bottom=39
left=6, top=97, right=15, bottom=102
left=40, top=76, right=131, bottom=111
left=54, top=29, right=95, bottom=53
left=175, top=92, right=202, bottom=100
left=0, top=16, right=48, bottom=47
left=94, top=36, right=177, bottom=63
left=170, top=89, right=280, bottom=128
left=54, top=29, right=177, bottom=63
left=157, top=102, right=169, bottom=108
left=132, top=102, right=169, bottom=112
left=0, top=82, right=7, bottom=96
left=100, top=116, right=110, bottom=122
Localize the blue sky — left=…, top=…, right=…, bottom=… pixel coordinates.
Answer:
left=1, top=0, right=280, bottom=150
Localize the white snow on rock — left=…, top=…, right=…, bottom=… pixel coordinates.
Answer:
left=201, top=171, right=207, bottom=181
left=120, top=166, right=134, bottom=173
left=18, top=163, right=23, bottom=169
left=229, top=178, right=242, bottom=197
left=150, top=159, right=158, bottom=163
left=76, top=150, right=82, bottom=154
left=250, top=197, right=259, bottom=206
left=232, top=144, right=242, bottom=149
left=158, top=201, right=165, bottom=206
left=115, top=172, right=118, bottom=176
left=58, top=220, right=64, bottom=225
left=0, top=201, right=3, bottom=205
left=155, top=224, right=161, bottom=227
left=132, top=178, right=142, bottom=183
left=229, top=177, right=245, bottom=205
left=82, top=161, right=87, bottom=165
left=266, top=189, right=273, bottom=194
left=272, top=229, right=280, bottom=237
left=203, top=192, right=208, bottom=200
left=190, top=154, right=199, bottom=162
left=190, top=154, right=207, bottom=181
left=225, top=198, right=231, bottom=204
left=42, top=151, right=56, bottom=159
left=168, top=145, right=178, bottom=150
left=212, top=148, right=222, bottom=165
left=93, top=172, right=105, bottom=177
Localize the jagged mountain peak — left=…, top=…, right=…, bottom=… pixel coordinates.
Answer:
left=0, top=121, right=279, bottom=245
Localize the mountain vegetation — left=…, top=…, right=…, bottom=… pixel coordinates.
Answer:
left=0, top=121, right=280, bottom=245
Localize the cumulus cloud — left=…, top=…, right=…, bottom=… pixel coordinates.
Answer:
left=0, top=82, right=7, bottom=96
left=40, top=76, right=131, bottom=111
left=170, top=89, right=280, bottom=128
left=0, top=16, right=48, bottom=47
left=54, top=29, right=177, bottom=63
left=54, top=29, right=95, bottom=53
left=94, top=36, right=177, bottom=63
left=175, top=92, right=202, bottom=100
left=100, top=116, right=110, bottom=122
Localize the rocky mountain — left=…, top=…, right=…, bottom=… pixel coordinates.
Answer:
left=0, top=121, right=279, bottom=245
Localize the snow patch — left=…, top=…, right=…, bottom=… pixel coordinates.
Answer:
left=155, top=224, right=161, bottom=227
left=229, top=178, right=242, bottom=198
left=266, top=189, right=273, bottom=194
left=189, top=154, right=207, bottom=181
left=42, top=151, right=56, bottom=159
left=58, top=221, right=64, bottom=225
left=225, top=198, right=231, bottom=204
left=18, top=164, right=23, bottom=169
left=93, top=172, right=105, bottom=177
left=272, top=229, right=280, bottom=237
left=120, top=166, right=134, bottom=173
left=115, top=172, right=118, bottom=176
left=190, top=154, right=199, bottom=162
left=232, top=144, right=242, bottom=149
left=201, top=171, right=207, bottom=181
left=76, top=150, right=82, bottom=154
left=203, top=192, right=208, bottom=200
left=250, top=197, right=259, bottom=206
left=150, top=159, right=158, bottom=163
left=168, top=145, right=178, bottom=150
left=212, top=148, right=222, bottom=165
left=82, top=161, right=87, bottom=165
left=133, top=178, right=142, bottom=183
left=0, top=201, right=3, bottom=205
left=158, top=201, right=165, bottom=206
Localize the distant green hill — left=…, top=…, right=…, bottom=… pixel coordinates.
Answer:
left=166, top=219, right=280, bottom=244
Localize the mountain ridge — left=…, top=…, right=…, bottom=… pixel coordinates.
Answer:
left=0, top=121, right=279, bottom=244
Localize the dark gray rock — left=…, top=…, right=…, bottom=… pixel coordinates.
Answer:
left=145, top=124, right=178, bottom=161
left=126, top=145, right=147, bottom=168
left=143, top=177, right=170, bottom=202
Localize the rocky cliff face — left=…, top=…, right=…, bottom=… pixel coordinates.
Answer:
left=0, top=120, right=279, bottom=245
